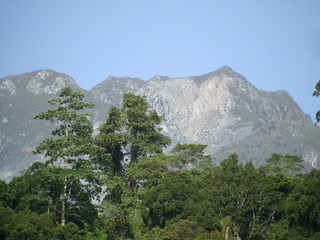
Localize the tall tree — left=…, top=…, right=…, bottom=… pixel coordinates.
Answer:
left=0, top=180, right=10, bottom=210
left=95, top=93, right=172, bottom=239
left=263, top=153, right=304, bottom=176
left=95, top=106, right=125, bottom=175
left=33, top=86, right=97, bottom=226
left=286, top=169, right=320, bottom=238
left=96, top=93, right=171, bottom=173
left=169, top=143, right=212, bottom=171
left=122, top=93, right=171, bottom=163
left=8, top=162, right=99, bottom=229
left=312, top=79, right=320, bottom=124
left=212, top=154, right=278, bottom=239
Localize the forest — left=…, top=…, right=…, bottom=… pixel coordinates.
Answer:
left=0, top=86, right=320, bottom=240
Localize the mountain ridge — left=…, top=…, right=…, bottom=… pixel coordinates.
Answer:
left=0, top=66, right=319, bottom=181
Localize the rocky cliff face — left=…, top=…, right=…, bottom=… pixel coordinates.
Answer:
left=137, top=66, right=312, bottom=155
left=88, top=76, right=145, bottom=129
left=0, top=67, right=319, bottom=181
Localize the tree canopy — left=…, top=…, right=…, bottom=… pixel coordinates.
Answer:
left=312, top=79, right=320, bottom=124
left=32, top=86, right=99, bottom=226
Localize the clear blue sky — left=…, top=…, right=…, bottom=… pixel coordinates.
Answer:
left=1, top=1, right=319, bottom=120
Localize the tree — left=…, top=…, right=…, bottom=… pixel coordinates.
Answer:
left=126, top=143, right=211, bottom=191
left=168, top=143, right=212, bottom=171
left=312, top=79, right=320, bottom=124
left=0, top=180, right=10, bottom=210
left=96, top=93, right=171, bottom=171
left=95, top=93, right=172, bottom=239
left=141, top=171, right=196, bottom=228
left=33, top=86, right=98, bottom=226
left=126, top=154, right=170, bottom=189
left=95, top=106, right=125, bottom=175
left=140, top=170, right=221, bottom=233
left=0, top=209, right=84, bottom=240
left=263, top=153, right=304, bottom=176
left=8, top=162, right=61, bottom=214
left=9, top=162, right=99, bottom=229
left=285, top=169, right=320, bottom=238
left=122, top=93, right=171, bottom=163
left=210, top=154, right=279, bottom=239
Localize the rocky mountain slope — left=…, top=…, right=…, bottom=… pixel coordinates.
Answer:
left=134, top=66, right=317, bottom=168
left=1, top=67, right=319, bottom=181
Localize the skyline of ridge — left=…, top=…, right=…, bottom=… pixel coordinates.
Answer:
left=1, top=65, right=315, bottom=120
left=1, top=1, right=319, bottom=121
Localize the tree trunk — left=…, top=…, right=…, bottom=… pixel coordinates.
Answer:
left=61, top=122, right=69, bottom=226
left=225, top=226, right=229, bottom=240
left=61, top=199, right=66, bottom=226
left=61, top=177, right=68, bottom=226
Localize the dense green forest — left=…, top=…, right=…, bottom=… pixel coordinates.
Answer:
left=1, top=87, right=320, bottom=240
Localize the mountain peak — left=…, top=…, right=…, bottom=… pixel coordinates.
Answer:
left=26, top=70, right=79, bottom=95
left=213, top=65, right=246, bottom=79
left=0, top=69, right=81, bottom=96
left=217, top=65, right=234, bottom=72
left=191, top=66, right=246, bottom=85
left=149, top=75, right=170, bottom=81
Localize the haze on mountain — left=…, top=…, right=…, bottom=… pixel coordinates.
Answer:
left=1, top=66, right=319, bottom=181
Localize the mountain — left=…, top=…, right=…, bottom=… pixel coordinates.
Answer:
left=88, top=75, right=145, bottom=129
left=0, top=70, right=85, bottom=180
left=135, top=66, right=318, bottom=167
left=1, top=67, right=319, bottom=181
left=0, top=70, right=145, bottom=180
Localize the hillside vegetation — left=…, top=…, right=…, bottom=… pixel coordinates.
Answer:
left=1, top=87, right=319, bottom=240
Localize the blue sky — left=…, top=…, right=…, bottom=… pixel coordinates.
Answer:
left=1, top=1, right=319, bottom=120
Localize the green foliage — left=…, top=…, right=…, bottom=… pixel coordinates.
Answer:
left=312, top=79, right=320, bottom=124
left=0, top=180, right=10, bottom=209
left=267, top=220, right=289, bottom=240
left=121, top=93, right=171, bottom=163
left=141, top=171, right=194, bottom=228
left=140, top=170, right=221, bottom=233
left=127, top=143, right=212, bottom=188
left=160, top=220, right=207, bottom=240
left=8, top=162, right=98, bottom=229
left=99, top=201, right=134, bottom=239
left=94, top=93, right=172, bottom=239
left=126, top=154, right=170, bottom=191
left=32, top=86, right=100, bottom=226
left=212, top=154, right=279, bottom=239
left=183, top=201, right=221, bottom=232
left=139, top=221, right=224, bottom=240
left=4, top=150, right=320, bottom=239
left=263, top=153, right=304, bottom=176
left=168, top=143, right=212, bottom=171
left=0, top=209, right=84, bottom=240
left=96, top=93, right=171, bottom=175
left=286, top=169, right=320, bottom=237
left=2, top=87, right=320, bottom=239
left=8, top=162, right=62, bottom=214
left=34, top=86, right=95, bottom=164
left=95, top=106, right=125, bottom=175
